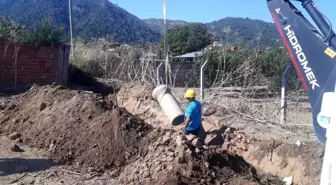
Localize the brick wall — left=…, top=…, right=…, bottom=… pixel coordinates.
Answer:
left=0, top=40, right=70, bottom=87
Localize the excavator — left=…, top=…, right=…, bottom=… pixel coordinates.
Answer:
left=269, top=0, right=335, bottom=184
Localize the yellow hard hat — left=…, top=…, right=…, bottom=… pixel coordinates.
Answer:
left=184, top=89, right=196, bottom=98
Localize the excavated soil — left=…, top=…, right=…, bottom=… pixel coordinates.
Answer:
left=0, top=83, right=324, bottom=184
left=0, top=84, right=283, bottom=184
left=0, top=84, right=153, bottom=173
left=118, top=129, right=283, bottom=185
left=115, top=82, right=169, bottom=127
left=115, top=83, right=324, bottom=184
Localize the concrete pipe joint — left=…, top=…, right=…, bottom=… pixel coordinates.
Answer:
left=152, top=85, right=185, bottom=125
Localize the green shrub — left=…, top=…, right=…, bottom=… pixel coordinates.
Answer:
left=0, top=16, right=26, bottom=42
left=24, top=17, right=65, bottom=47
left=0, top=16, right=64, bottom=46
left=195, top=46, right=302, bottom=91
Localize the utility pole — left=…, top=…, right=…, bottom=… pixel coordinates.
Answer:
left=69, top=0, right=74, bottom=57
left=163, top=0, right=172, bottom=86
left=163, top=0, right=168, bottom=85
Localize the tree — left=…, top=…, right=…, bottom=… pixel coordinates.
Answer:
left=160, top=23, right=213, bottom=56
left=0, top=16, right=65, bottom=46
left=0, top=16, right=26, bottom=42
left=25, top=17, right=65, bottom=47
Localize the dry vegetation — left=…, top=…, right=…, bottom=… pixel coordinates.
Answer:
left=68, top=39, right=312, bottom=137
left=70, top=39, right=158, bottom=85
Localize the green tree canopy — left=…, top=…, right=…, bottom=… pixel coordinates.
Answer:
left=0, top=16, right=26, bottom=42
left=0, top=16, right=65, bottom=47
left=160, top=23, right=213, bottom=56
left=25, top=17, right=65, bottom=47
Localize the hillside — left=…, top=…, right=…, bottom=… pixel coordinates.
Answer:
left=143, top=18, right=189, bottom=34
left=206, top=17, right=280, bottom=48
left=0, top=0, right=161, bottom=45
left=0, top=0, right=281, bottom=47
left=144, top=17, right=281, bottom=47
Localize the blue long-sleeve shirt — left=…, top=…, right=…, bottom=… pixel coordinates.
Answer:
left=185, top=100, right=202, bottom=130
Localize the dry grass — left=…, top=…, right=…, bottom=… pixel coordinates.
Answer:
left=171, top=86, right=313, bottom=136
left=70, top=40, right=312, bottom=136
left=69, top=39, right=158, bottom=85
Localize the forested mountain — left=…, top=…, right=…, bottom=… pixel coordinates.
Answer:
left=143, top=18, right=189, bottom=34
left=206, top=17, right=280, bottom=48
left=144, top=17, right=281, bottom=47
left=0, top=0, right=161, bottom=44
left=0, top=0, right=281, bottom=47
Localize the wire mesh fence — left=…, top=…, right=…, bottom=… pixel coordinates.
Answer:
left=69, top=40, right=313, bottom=136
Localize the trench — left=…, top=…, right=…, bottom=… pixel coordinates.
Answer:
left=0, top=81, right=324, bottom=184
left=115, top=83, right=324, bottom=185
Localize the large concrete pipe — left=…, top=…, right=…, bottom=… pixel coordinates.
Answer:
left=152, top=85, right=185, bottom=125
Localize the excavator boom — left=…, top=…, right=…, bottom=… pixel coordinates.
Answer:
left=267, top=0, right=336, bottom=184
left=267, top=0, right=336, bottom=145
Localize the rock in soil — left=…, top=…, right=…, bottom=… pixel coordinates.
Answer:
left=11, top=144, right=24, bottom=152
left=8, top=132, right=21, bottom=140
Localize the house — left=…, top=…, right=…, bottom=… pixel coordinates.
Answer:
left=173, top=51, right=203, bottom=63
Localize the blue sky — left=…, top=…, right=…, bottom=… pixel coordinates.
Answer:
left=111, top=0, right=336, bottom=26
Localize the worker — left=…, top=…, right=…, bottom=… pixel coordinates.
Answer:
left=182, top=89, right=204, bottom=148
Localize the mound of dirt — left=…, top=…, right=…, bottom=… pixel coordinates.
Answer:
left=0, top=84, right=152, bottom=172
left=116, top=82, right=173, bottom=128
left=118, top=130, right=283, bottom=185
left=1, top=83, right=311, bottom=184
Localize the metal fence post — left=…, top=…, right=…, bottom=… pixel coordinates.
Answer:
left=157, top=62, right=164, bottom=85
left=280, top=63, right=293, bottom=125
left=200, top=60, right=209, bottom=101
